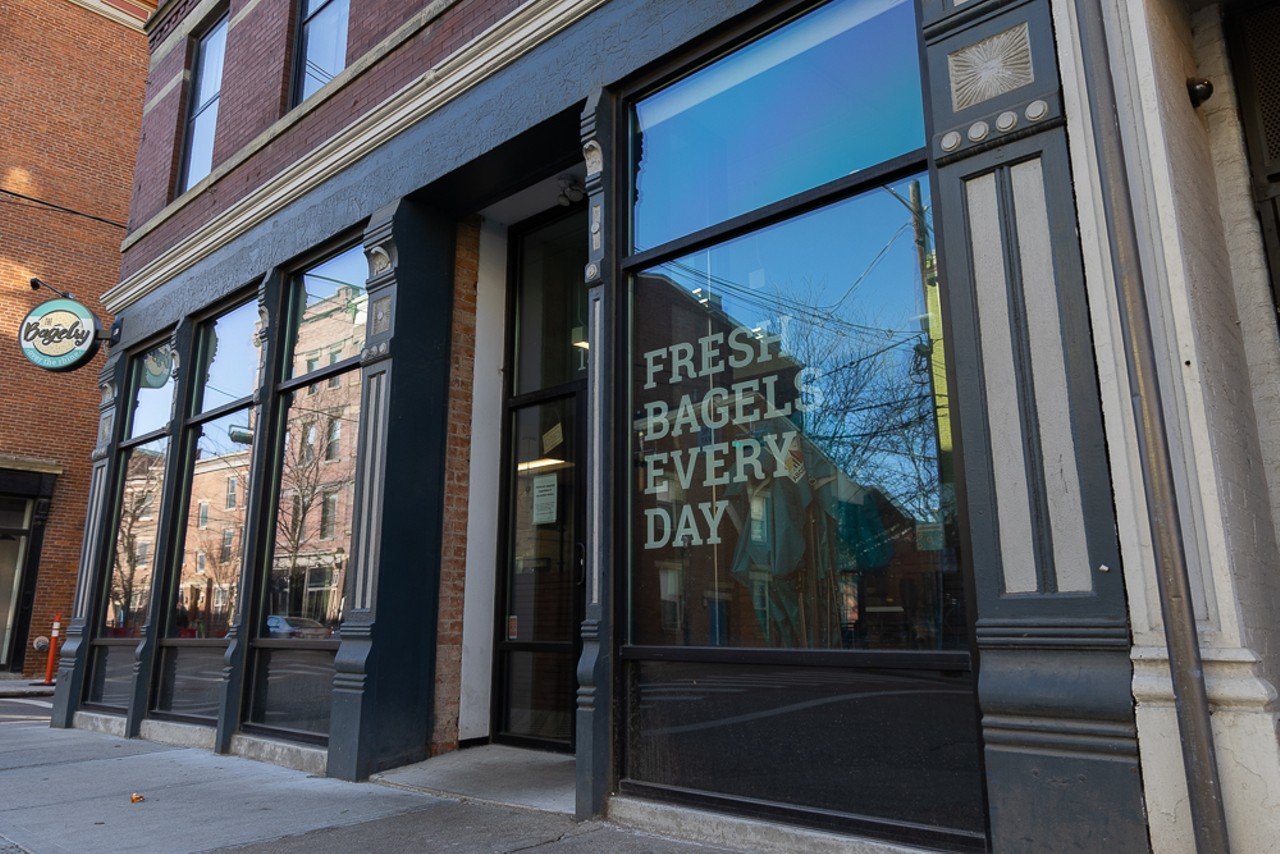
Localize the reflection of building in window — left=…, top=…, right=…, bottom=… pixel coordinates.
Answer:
left=328, top=351, right=341, bottom=386
left=320, top=491, right=337, bottom=539
left=136, top=541, right=150, bottom=565
left=225, top=475, right=237, bottom=509
left=196, top=552, right=206, bottom=574
left=658, top=563, right=683, bottom=631
left=139, top=493, right=155, bottom=519
left=325, top=416, right=340, bottom=461
left=220, top=528, right=234, bottom=562
left=303, top=422, right=318, bottom=463
left=198, top=501, right=209, bottom=527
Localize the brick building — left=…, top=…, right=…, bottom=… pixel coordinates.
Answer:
left=48, top=0, right=1280, bottom=849
left=0, top=0, right=151, bottom=676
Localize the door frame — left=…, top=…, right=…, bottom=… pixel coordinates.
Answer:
left=0, top=468, right=57, bottom=673
left=490, top=204, right=590, bottom=752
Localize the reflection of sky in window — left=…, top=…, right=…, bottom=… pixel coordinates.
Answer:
left=130, top=346, right=176, bottom=439
left=643, top=176, right=940, bottom=518
left=634, top=0, right=924, bottom=250
left=650, top=178, right=931, bottom=343
left=194, top=410, right=255, bottom=465
left=200, top=301, right=262, bottom=413
left=290, top=245, right=368, bottom=378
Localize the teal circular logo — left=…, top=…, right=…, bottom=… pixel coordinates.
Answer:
left=18, top=298, right=100, bottom=372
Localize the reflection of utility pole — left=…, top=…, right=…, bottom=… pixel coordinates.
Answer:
left=908, top=181, right=953, bottom=508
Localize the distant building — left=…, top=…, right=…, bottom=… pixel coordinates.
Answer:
left=49, top=0, right=1280, bottom=850
left=0, top=0, right=150, bottom=677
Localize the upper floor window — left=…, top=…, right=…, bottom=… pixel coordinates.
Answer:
left=295, top=0, right=350, bottom=103
left=180, top=15, right=228, bottom=193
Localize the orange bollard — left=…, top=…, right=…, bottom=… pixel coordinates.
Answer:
left=43, top=614, right=60, bottom=686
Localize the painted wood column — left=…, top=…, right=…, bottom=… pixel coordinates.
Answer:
left=328, top=199, right=457, bottom=781
left=52, top=352, right=129, bottom=728
left=576, top=87, right=618, bottom=819
left=920, top=0, right=1149, bottom=848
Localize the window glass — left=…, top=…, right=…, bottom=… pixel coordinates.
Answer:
left=181, top=16, right=227, bottom=191
left=513, top=209, right=589, bottom=394
left=631, top=177, right=966, bottom=650
left=168, top=410, right=254, bottom=638
left=296, top=0, right=350, bottom=102
left=198, top=300, right=263, bottom=412
left=103, top=438, right=169, bottom=636
left=267, top=375, right=361, bottom=636
left=0, top=497, right=32, bottom=530
left=192, top=17, right=227, bottom=109
left=632, top=0, right=924, bottom=251
left=129, top=343, right=176, bottom=438
left=288, top=246, right=367, bottom=379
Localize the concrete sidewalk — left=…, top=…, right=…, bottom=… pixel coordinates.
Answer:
left=0, top=720, right=727, bottom=853
left=0, top=677, right=53, bottom=699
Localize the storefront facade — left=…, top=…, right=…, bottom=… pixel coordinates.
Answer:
left=52, top=0, right=1280, bottom=849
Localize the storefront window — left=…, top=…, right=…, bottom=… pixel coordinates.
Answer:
left=287, top=246, right=367, bottom=380
left=632, top=0, right=924, bottom=251
left=249, top=243, right=367, bottom=737
left=101, top=343, right=177, bottom=639
left=196, top=299, right=262, bottom=413
left=266, top=378, right=359, bottom=638
left=624, top=0, right=983, bottom=839
left=632, top=179, right=964, bottom=650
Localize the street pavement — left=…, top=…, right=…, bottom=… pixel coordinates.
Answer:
left=0, top=712, right=728, bottom=854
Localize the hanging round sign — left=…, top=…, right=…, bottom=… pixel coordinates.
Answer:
left=18, top=298, right=101, bottom=372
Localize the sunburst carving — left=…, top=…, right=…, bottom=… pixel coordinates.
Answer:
left=948, top=23, right=1034, bottom=112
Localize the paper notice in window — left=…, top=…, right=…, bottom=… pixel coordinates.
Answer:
left=532, top=473, right=558, bottom=525
left=542, top=422, right=564, bottom=454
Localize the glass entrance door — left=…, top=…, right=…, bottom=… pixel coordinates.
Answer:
left=494, top=207, right=588, bottom=750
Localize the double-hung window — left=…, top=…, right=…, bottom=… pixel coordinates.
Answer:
left=180, top=14, right=228, bottom=193
left=294, top=0, right=349, bottom=103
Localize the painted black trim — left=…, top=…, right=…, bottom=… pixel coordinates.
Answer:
left=620, top=645, right=972, bottom=671
left=621, top=148, right=929, bottom=270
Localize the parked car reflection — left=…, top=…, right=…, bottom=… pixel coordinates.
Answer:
left=266, top=614, right=331, bottom=639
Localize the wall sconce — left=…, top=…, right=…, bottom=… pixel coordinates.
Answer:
left=1188, top=78, right=1214, bottom=108
left=557, top=176, right=585, bottom=206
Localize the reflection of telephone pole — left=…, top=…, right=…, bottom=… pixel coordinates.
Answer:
left=908, top=181, right=953, bottom=502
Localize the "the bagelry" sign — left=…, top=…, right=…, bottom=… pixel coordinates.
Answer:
left=18, top=298, right=101, bottom=372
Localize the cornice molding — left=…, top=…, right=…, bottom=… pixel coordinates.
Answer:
left=105, top=0, right=607, bottom=314
left=66, top=0, right=153, bottom=31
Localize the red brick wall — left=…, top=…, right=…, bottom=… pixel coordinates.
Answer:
left=213, top=0, right=294, bottom=162
left=128, top=39, right=189, bottom=229
left=123, top=0, right=528, bottom=276
left=431, top=216, right=479, bottom=755
left=0, top=0, right=148, bottom=674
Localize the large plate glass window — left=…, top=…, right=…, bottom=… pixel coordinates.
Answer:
left=88, top=342, right=177, bottom=707
left=153, top=300, right=262, bottom=720
left=246, top=245, right=366, bottom=739
left=624, top=0, right=984, bottom=846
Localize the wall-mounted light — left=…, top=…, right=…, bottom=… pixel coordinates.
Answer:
left=1188, top=77, right=1214, bottom=108
left=557, top=176, right=585, bottom=206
